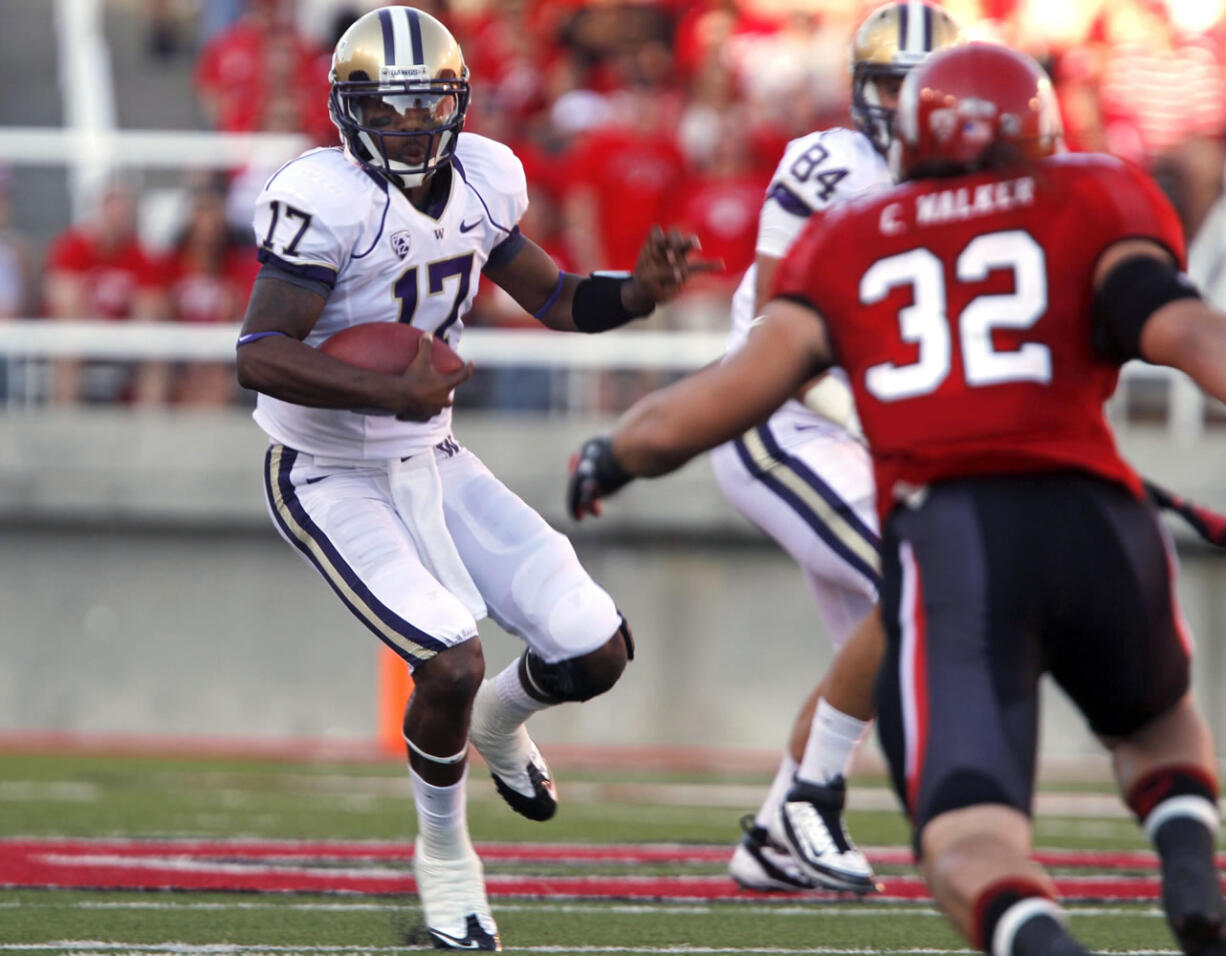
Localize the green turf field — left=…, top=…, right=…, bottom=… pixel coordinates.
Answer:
left=0, top=751, right=1191, bottom=954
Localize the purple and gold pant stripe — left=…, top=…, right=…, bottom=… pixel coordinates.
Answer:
left=263, top=444, right=446, bottom=667
left=733, top=424, right=882, bottom=591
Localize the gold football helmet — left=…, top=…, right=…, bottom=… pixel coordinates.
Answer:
left=851, top=0, right=960, bottom=155
left=329, top=6, right=470, bottom=188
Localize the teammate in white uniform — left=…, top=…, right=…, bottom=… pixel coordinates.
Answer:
left=569, top=0, right=959, bottom=896
left=715, top=127, right=888, bottom=897
left=719, top=0, right=960, bottom=897
left=234, top=7, right=712, bottom=951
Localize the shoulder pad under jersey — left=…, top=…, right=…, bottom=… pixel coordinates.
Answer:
left=252, top=147, right=380, bottom=285
left=452, top=133, right=529, bottom=234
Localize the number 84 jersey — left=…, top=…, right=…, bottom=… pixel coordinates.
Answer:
left=726, top=127, right=890, bottom=358
left=249, top=133, right=528, bottom=461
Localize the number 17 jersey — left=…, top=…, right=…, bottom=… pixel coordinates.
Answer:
left=249, top=134, right=528, bottom=461
left=772, top=153, right=1187, bottom=520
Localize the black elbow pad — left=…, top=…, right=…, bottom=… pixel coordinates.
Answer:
left=1093, top=255, right=1201, bottom=362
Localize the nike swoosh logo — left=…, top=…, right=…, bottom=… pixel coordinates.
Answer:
left=459, top=218, right=482, bottom=233
left=428, top=930, right=481, bottom=949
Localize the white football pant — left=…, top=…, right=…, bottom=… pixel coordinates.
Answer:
left=710, top=416, right=880, bottom=648
left=263, top=440, right=621, bottom=668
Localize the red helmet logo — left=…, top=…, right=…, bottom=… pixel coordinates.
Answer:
left=893, top=43, right=1064, bottom=180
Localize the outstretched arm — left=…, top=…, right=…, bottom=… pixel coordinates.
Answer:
left=1094, top=239, right=1226, bottom=404
left=610, top=299, right=833, bottom=475
left=567, top=297, right=835, bottom=518
left=1140, top=298, right=1226, bottom=405
left=485, top=226, right=721, bottom=332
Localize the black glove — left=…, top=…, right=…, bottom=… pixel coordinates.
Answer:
left=567, top=436, right=634, bottom=520
left=1145, top=479, right=1226, bottom=547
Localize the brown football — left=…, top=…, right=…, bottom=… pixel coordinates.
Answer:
left=318, top=322, right=465, bottom=375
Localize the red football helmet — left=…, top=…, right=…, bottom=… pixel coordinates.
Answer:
left=892, top=43, right=1064, bottom=180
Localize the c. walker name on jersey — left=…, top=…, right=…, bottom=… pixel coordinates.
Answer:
left=879, top=175, right=1035, bottom=235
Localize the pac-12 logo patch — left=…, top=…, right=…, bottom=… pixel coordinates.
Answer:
left=390, top=231, right=412, bottom=259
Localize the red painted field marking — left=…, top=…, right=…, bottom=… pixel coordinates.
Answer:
left=1, top=838, right=1217, bottom=902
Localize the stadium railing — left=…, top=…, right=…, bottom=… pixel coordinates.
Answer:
left=0, top=318, right=1211, bottom=443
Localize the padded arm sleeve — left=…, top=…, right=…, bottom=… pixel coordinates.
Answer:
left=1092, top=255, right=1202, bottom=363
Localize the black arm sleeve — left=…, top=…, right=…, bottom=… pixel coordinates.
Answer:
left=572, top=271, right=651, bottom=333
left=1092, top=255, right=1202, bottom=363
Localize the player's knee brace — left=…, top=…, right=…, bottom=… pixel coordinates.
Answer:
left=519, top=618, right=634, bottom=704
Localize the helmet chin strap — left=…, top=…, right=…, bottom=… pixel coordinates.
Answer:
left=356, top=127, right=451, bottom=189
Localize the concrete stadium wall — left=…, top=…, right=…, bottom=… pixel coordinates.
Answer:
left=2, top=409, right=1226, bottom=765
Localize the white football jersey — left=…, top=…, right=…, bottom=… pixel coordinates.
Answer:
left=249, top=133, right=529, bottom=460
left=725, top=126, right=889, bottom=433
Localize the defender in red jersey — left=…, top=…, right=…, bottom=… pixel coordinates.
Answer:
left=568, top=44, right=1226, bottom=956
left=776, top=152, right=1181, bottom=520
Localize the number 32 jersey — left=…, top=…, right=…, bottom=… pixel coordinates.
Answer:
left=773, top=153, right=1187, bottom=520
left=249, top=133, right=528, bottom=460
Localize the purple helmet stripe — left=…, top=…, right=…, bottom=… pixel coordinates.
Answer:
left=923, top=4, right=933, bottom=51
left=378, top=7, right=395, bottom=64
left=407, top=8, right=425, bottom=65
left=897, top=2, right=908, bottom=51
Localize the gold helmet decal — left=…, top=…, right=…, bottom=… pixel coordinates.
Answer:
left=851, top=1, right=960, bottom=155
left=329, top=6, right=471, bottom=188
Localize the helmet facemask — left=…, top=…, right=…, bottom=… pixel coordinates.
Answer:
left=330, top=78, right=470, bottom=188
left=851, top=62, right=912, bottom=155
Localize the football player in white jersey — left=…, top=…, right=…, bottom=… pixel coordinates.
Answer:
left=234, top=7, right=714, bottom=951
left=568, top=0, right=958, bottom=897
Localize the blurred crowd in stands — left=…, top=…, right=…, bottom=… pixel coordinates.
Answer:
left=3, top=0, right=1225, bottom=407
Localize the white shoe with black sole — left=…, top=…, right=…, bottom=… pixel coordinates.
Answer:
left=413, top=838, right=501, bottom=951
left=469, top=680, right=558, bottom=822
left=728, top=813, right=815, bottom=892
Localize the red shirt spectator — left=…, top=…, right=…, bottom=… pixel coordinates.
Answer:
left=161, top=186, right=258, bottom=405
left=162, top=245, right=256, bottom=325
left=1096, top=0, right=1226, bottom=162
left=562, top=95, right=687, bottom=271
left=45, top=227, right=163, bottom=321
left=43, top=182, right=169, bottom=405
left=666, top=169, right=765, bottom=286
left=194, top=0, right=326, bottom=137
left=673, top=0, right=782, bottom=85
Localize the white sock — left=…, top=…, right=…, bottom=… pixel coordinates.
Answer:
left=797, top=698, right=871, bottom=786
left=482, top=658, right=552, bottom=734
left=411, top=766, right=472, bottom=859
left=755, top=752, right=799, bottom=830
left=991, top=897, right=1067, bottom=956
left=1144, top=794, right=1221, bottom=843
